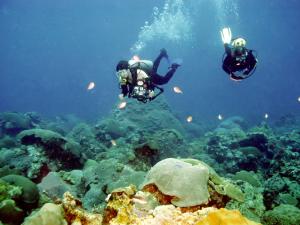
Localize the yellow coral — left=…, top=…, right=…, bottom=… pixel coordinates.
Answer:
left=103, top=185, right=260, bottom=225
left=62, top=192, right=102, bottom=225
left=103, top=185, right=137, bottom=225
left=195, top=208, right=261, bottom=225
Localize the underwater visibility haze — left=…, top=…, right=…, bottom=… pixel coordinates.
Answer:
left=0, top=0, right=300, bottom=225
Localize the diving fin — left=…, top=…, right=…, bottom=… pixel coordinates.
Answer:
left=220, top=27, right=232, bottom=44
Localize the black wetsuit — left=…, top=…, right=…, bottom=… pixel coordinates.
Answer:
left=222, top=43, right=257, bottom=80
left=121, top=52, right=176, bottom=97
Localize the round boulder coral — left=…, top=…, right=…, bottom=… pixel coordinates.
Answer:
left=142, top=158, right=209, bottom=207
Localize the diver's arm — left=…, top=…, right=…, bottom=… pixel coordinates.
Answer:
left=120, top=85, right=129, bottom=97
left=224, top=43, right=232, bottom=55
left=245, top=51, right=257, bottom=73
left=222, top=64, right=231, bottom=74
left=222, top=56, right=232, bottom=75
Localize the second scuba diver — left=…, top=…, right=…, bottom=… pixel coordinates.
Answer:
left=220, top=27, right=258, bottom=81
left=116, top=49, right=181, bottom=103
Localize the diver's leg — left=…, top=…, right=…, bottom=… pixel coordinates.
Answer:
left=152, top=49, right=168, bottom=73
left=152, top=68, right=176, bottom=85
left=152, top=54, right=164, bottom=74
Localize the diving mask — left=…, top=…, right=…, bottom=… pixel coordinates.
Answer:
left=232, top=38, right=246, bottom=48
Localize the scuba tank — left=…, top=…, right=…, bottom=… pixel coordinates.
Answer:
left=128, top=59, right=153, bottom=75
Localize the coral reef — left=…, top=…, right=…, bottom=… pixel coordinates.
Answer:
left=38, top=172, right=74, bottom=200
left=262, top=204, right=300, bottom=225
left=0, top=112, right=34, bottom=136
left=226, top=181, right=265, bottom=223
left=62, top=192, right=103, bottom=225
left=0, top=175, right=40, bottom=225
left=0, top=107, right=300, bottom=224
left=67, top=123, right=107, bottom=158
left=1, top=175, right=39, bottom=206
left=18, top=128, right=83, bottom=169
left=102, top=184, right=260, bottom=225
left=0, top=178, right=24, bottom=225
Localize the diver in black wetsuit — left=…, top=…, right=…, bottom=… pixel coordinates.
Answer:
left=116, top=49, right=180, bottom=102
left=222, top=37, right=258, bottom=81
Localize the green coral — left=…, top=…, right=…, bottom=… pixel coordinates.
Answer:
left=0, top=199, right=24, bottom=224
left=0, top=112, right=32, bottom=135
left=278, top=193, right=298, bottom=206
left=226, top=181, right=265, bottom=223
left=17, top=129, right=82, bottom=169
left=107, top=166, right=146, bottom=193
left=184, top=159, right=245, bottom=202
left=233, top=170, right=262, bottom=187
left=0, top=179, right=24, bottom=224
left=236, top=147, right=263, bottom=158
left=262, top=204, right=300, bottom=225
left=1, top=175, right=39, bottom=204
left=0, top=179, right=22, bottom=202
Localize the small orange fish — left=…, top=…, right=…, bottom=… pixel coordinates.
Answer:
left=173, top=86, right=183, bottom=94
left=218, top=114, right=223, bottom=120
left=132, top=196, right=147, bottom=205
left=186, top=116, right=193, bottom=123
left=118, top=101, right=127, bottom=109
left=111, top=140, right=117, bottom=146
left=87, top=82, right=95, bottom=90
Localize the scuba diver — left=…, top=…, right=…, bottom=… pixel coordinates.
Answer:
left=220, top=27, right=258, bottom=81
left=116, top=49, right=181, bottom=103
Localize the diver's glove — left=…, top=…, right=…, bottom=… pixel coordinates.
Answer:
left=160, top=48, right=168, bottom=58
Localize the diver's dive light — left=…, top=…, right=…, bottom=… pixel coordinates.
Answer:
left=220, top=27, right=232, bottom=44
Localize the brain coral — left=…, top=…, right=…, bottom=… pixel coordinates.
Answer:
left=142, top=158, right=209, bottom=207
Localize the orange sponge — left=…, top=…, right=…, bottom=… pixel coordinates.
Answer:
left=196, top=208, right=261, bottom=225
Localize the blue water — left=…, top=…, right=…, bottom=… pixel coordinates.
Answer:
left=0, top=0, right=299, bottom=123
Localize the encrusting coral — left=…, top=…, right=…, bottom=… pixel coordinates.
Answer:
left=102, top=185, right=261, bottom=225
left=22, top=192, right=103, bottom=225
left=62, top=192, right=103, bottom=225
